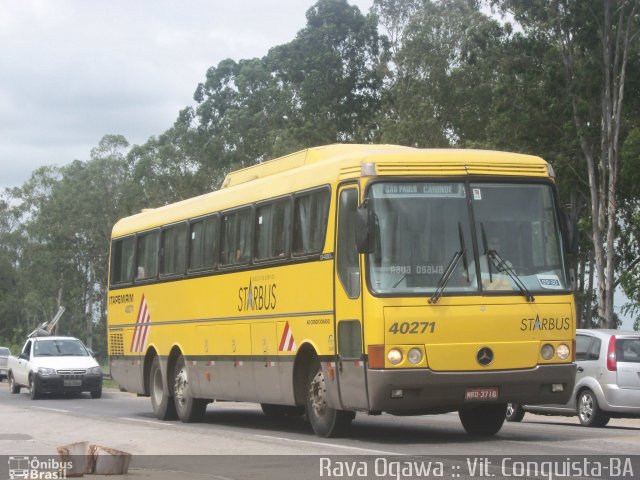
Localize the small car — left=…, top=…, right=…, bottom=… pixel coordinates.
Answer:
left=7, top=336, right=103, bottom=399
left=0, top=346, right=11, bottom=381
left=506, top=329, right=640, bottom=427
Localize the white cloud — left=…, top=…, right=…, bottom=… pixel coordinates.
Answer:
left=0, top=0, right=374, bottom=189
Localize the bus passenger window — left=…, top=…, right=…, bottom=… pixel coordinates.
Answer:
left=110, top=236, right=135, bottom=284
left=136, top=231, right=159, bottom=280
left=256, top=199, right=291, bottom=261
left=220, top=208, right=253, bottom=266
left=189, top=216, right=218, bottom=271
left=293, top=189, right=330, bottom=256
left=161, top=223, right=187, bottom=276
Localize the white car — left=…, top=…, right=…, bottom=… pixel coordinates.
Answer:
left=7, top=336, right=103, bottom=399
left=506, top=329, right=640, bottom=426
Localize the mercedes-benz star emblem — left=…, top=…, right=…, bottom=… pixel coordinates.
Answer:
left=476, top=347, right=494, bottom=367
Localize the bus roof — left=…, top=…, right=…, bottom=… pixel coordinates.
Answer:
left=112, top=144, right=550, bottom=237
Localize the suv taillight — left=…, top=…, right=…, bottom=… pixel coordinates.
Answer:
left=607, top=335, right=617, bottom=371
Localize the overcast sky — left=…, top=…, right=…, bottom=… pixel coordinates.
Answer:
left=0, top=0, right=374, bottom=190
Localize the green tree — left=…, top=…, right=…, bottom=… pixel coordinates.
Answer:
left=493, top=0, right=640, bottom=328
left=7, top=135, right=136, bottom=353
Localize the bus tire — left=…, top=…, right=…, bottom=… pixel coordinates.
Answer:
left=577, top=389, right=610, bottom=427
left=9, top=373, right=20, bottom=394
left=459, top=404, right=506, bottom=436
left=261, top=403, right=305, bottom=417
left=306, top=360, right=354, bottom=437
left=505, top=403, right=525, bottom=422
left=150, top=356, right=177, bottom=420
left=173, top=355, right=207, bottom=423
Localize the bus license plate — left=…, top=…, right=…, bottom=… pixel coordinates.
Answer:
left=64, top=380, right=82, bottom=387
left=464, top=387, right=499, bottom=401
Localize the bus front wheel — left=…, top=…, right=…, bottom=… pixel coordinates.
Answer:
left=173, top=355, right=207, bottom=423
left=149, top=356, right=177, bottom=420
left=459, top=404, right=506, bottom=436
left=306, top=361, right=354, bottom=437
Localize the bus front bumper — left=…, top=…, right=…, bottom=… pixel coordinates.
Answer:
left=367, top=363, right=576, bottom=413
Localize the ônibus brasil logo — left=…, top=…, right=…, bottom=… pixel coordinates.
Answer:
left=8, top=456, right=73, bottom=480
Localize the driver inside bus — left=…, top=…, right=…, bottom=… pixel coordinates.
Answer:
left=469, top=235, right=514, bottom=291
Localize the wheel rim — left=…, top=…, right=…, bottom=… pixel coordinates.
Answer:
left=506, top=404, right=515, bottom=417
left=579, top=392, right=593, bottom=423
left=174, top=367, right=189, bottom=408
left=309, top=370, right=327, bottom=417
left=152, top=367, right=164, bottom=406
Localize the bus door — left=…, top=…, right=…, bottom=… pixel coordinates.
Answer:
left=334, top=185, right=368, bottom=410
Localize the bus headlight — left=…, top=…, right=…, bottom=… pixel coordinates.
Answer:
left=387, top=349, right=403, bottom=365
left=407, top=348, right=423, bottom=365
left=556, top=344, right=570, bottom=360
left=541, top=344, right=555, bottom=360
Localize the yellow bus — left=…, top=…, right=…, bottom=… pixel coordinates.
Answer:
left=107, top=144, right=577, bottom=437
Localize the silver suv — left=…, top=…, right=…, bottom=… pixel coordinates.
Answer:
left=507, top=329, right=640, bottom=427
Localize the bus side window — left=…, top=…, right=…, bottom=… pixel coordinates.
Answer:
left=136, top=231, right=159, bottom=280
left=293, top=189, right=330, bottom=256
left=220, top=208, right=252, bottom=267
left=189, top=216, right=218, bottom=271
left=256, top=198, right=291, bottom=261
left=337, top=188, right=360, bottom=298
left=110, top=236, right=135, bottom=285
left=161, top=222, right=187, bottom=276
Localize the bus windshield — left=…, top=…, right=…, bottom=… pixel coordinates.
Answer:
left=367, top=181, right=569, bottom=295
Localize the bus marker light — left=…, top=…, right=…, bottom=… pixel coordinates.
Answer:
left=368, top=345, right=385, bottom=369
left=391, top=389, right=404, bottom=398
left=551, top=384, right=564, bottom=392
left=361, top=162, right=377, bottom=176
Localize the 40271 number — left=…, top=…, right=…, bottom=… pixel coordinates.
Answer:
left=388, top=322, right=436, bottom=334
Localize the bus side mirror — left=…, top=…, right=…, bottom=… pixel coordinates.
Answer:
left=561, top=209, right=578, bottom=254
left=356, top=200, right=374, bottom=254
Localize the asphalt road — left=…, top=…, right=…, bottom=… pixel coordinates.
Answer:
left=1, top=381, right=639, bottom=479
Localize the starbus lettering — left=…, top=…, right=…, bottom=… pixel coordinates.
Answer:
left=238, top=279, right=277, bottom=312
left=520, top=314, right=570, bottom=331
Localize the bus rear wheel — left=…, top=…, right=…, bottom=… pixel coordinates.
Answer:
left=173, top=356, right=207, bottom=423
left=306, top=361, right=353, bottom=437
left=149, top=356, right=177, bottom=420
left=459, top=404, right=506, bottom=436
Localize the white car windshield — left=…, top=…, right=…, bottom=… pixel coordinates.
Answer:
left=34, top=339, right=89, bottom=357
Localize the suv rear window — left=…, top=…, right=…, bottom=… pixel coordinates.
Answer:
left=617, top=338, right=640, bottom=363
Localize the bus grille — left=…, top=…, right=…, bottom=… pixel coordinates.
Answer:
left=109, top=333, right=124, bottom=356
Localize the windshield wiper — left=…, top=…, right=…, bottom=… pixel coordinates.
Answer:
left=429, top=248, right=465, bottom=304
left=487, top=250, right=535, bottom=302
